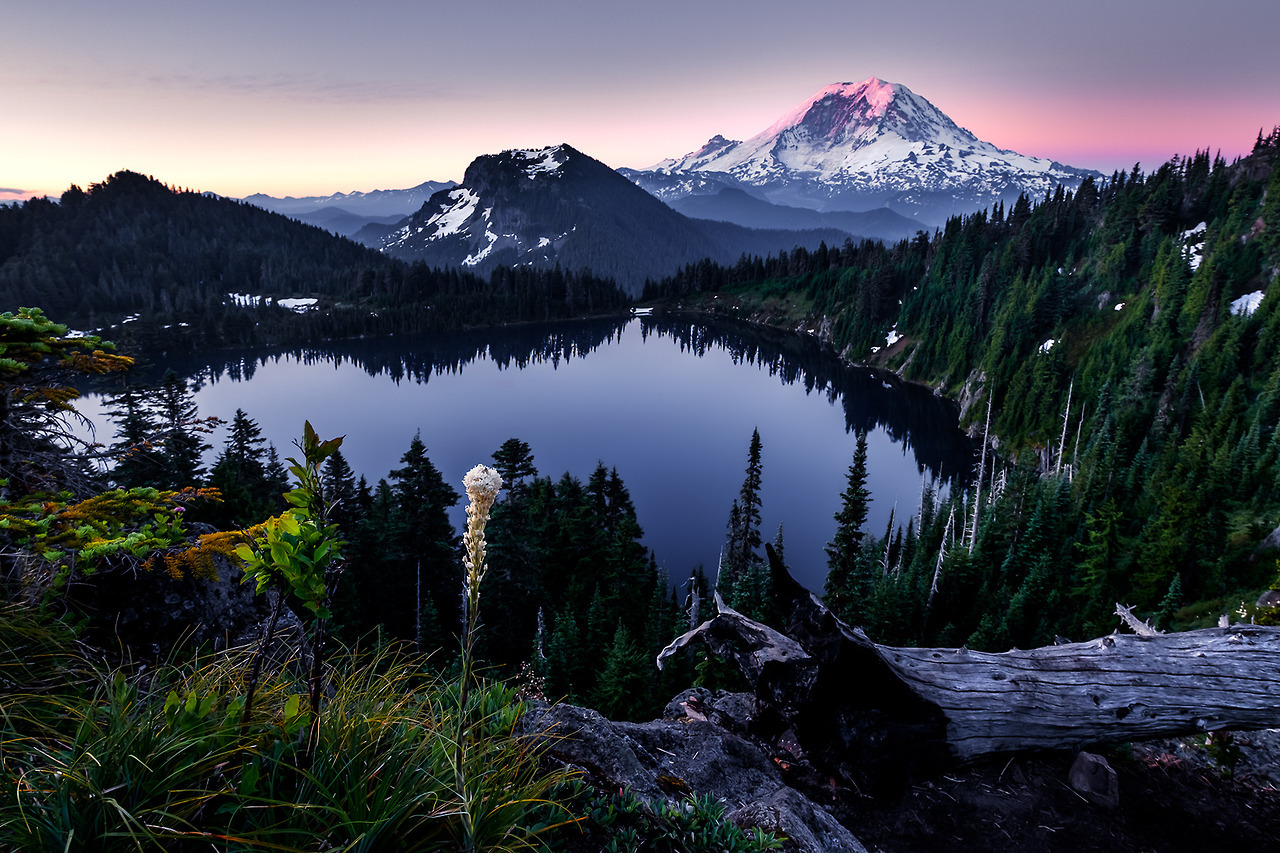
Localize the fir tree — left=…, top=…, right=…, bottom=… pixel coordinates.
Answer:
left=825, top=431, right=872, bottom=625
left=736, top=428, right=765, bottom=567
left=106, top=384, right=163, bottom=489
left=0, top=307, right=133, bottom=498
left=148, top=369, right=211, bottom=489
left=491, top=437, right=537, bottom=495
left=205, top=409, right=272, bottom=526
left=387, top=433, right=460, bottom=644
left=591, top=622, right=649, bottom=721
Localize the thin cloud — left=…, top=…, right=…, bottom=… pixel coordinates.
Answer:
left=0, top=189, right=40, bottom=202
left=143, top=71, right=436, bottom=104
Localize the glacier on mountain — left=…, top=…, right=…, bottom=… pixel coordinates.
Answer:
left=634, top=77, right=1100, bottom=223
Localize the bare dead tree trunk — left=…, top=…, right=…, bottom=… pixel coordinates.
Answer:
left=660, top=544, right=1280, bottom=790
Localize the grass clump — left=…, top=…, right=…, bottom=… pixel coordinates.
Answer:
left=0, top=606, right=572, bottom=852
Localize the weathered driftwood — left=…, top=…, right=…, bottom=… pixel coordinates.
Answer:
left=659, top=545, right=1280, bottom=785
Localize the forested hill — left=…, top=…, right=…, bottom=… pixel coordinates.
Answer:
left=0, top=171, right=629, bottom=350
left=646, top=130, right=1280, bottom=647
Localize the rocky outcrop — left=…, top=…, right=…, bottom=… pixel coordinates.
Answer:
left=527, top=694, right=868, bottom=853
left=68, top=556, right=304, bottom=658
left=1261, top=521, right=1280, bottom=552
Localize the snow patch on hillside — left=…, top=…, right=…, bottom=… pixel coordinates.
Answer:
left=226, top=293, right=317, bottom=313
left=1231, top=290, right=1265, bottom=316
left=1182, top=222, right=1207, bottom=270
left=427, top=188, right=479, bottom=237
left=513, top=147, right=565, bottom=178
left=463, top=229, right=499, bottom=266
left=277, top=298, right=318, bottom=312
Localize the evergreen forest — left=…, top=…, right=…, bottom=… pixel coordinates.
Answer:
left=0, top=171, right=631, bottom=352
left=647, top=129, right=1280, bottom=647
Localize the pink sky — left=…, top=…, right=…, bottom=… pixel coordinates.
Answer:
left=4, top=0, right=1278, bottom=201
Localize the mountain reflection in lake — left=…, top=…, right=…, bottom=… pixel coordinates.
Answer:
left=85, top=316, right=974, bottom=594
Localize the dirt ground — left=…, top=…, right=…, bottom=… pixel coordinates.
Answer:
left=823, top=732, right=1280, bottom=853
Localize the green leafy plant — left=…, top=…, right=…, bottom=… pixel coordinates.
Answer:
left=550, top=784, right=784, bottom=853
left=233, top=421, right=345, bottom=738
left=235, top=421, right=344, bottom=618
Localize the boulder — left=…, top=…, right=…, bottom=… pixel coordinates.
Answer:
left=730, top=787, right=867, bottom=853
left=68, top=555, right=304, bottom=659
left=1068, top=751, right=1120, bottom=809
left=527, top=699, right=868, bottom=853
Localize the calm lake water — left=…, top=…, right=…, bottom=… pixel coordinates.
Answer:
left=81, top=316, right=974, bottom=594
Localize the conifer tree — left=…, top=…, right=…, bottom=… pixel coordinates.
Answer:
left=148, top=369, right=211, bottom=489
left=825, top=431, right=872, bottom=625
left=737, top=428, right=764, bottom=566
left=263, top=445, right=289, bottom=506
left=323, top=449, right=359, bottom=533
left=491, top=437, right=536, bottom=494
left=544, top=610, right=588, bottom=703
left=106, top=384, right=163, bottom=489
left=479, top=439, right=542, bottom=667
left=721, top=430, right=765, bottom=602
left=0, top=307, right=133, bottom=498
left=387, top=433, right=459, bottom=644
left=719, top=499, right=746, bottom=601
left=592, top=622, right=649, bottom=721
left=205, top=408, right=272, bottom=526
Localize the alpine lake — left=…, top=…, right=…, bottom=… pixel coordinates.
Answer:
left=81, top=315, right=976, bottom=595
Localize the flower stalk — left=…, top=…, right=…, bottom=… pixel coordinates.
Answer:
left=459, top=464, right=502, bottom=702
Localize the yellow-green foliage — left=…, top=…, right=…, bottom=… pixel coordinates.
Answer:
left=0, top=308, right=133, bottom=432
left=0, top=485, right=222, bottom=588
left=0, top=307, right=133, bottom=383
left=155, top=526, right=259, bottom=581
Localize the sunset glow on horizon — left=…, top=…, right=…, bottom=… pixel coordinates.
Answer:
left=5, top=0, right=1279, bottom=202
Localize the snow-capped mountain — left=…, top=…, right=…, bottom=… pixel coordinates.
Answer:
left=625, top=78, right=1101, bottom=225
left=375, top=144, right=849, bottom=294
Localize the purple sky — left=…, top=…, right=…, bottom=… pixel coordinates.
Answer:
left=5, top=0, right=1279, bottom=201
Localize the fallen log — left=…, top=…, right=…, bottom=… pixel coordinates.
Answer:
left=659, top=544, right=1280, bottom=788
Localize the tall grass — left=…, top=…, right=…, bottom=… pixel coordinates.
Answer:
left=0, top=605, right=572, bottom=852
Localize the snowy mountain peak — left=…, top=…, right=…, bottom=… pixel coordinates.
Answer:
left=761, top=78, right=900, bottom=139
left=378, top=142, right=712, bottom=291
left=637, top=76, right=1100, bottom=224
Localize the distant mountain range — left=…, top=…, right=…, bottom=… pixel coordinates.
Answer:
left=367, top=145, right=850, bottom=295
left=244, top=76, right=1103, bottom=283
left=623, top=77, right=1101, bottom=226
left=243, top=181, right=455, bottom=237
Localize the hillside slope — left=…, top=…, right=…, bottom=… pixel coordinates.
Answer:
left=646, top=131, right=1280, bottom=648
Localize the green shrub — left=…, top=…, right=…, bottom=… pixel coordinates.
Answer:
left=547, top=782, right=784, bottom=853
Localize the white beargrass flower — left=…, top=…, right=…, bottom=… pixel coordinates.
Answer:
left=462, top=465, right=502, bottom=582
left=463, top=464, right=503, bottom=517
left=461, top=464, right=503, bottom=682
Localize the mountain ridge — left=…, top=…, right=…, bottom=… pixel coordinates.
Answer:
left=374, top=144, right=853, bottom=294
left=243, top=180, right=455, bottom=218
